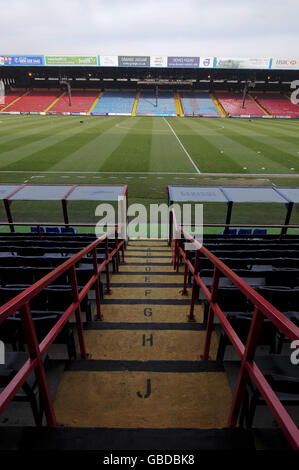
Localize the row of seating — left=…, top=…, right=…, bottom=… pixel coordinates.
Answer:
left=180, top=92, right=220, bottom=116
left=0, top=230, right=124, bottom=426
left=215, top=92, right=264, bottom=116
left=3, top=89, right=298, bottom=116
left=137, top=91, right=176, bottom=114
left=92, top=91, right=136, bottom=114
left=6, top=90, right=61, bottom=112
left=30, top=226, right=77, bottom=234
left=50, top=90, right=99, bottom=113
left=220, top=229, right=267, bottom=235
left=254, top=93, right=299, bottom=117
left=179, top=232, right=299, bottom=429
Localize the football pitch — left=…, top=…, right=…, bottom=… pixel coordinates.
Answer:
left=0, top=114, right=299, bottom=231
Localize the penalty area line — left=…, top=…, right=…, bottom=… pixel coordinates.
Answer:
left=163, top=117, right=200, bottom=174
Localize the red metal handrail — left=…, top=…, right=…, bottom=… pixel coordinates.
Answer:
left=170, top=209, right=299, bottom=450
left=0, top=224, right=125, bottom=426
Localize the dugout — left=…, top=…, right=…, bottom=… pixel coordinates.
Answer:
left=167, top=185, right=299, bottom=237
left=0, top=183, right=128, bottom=233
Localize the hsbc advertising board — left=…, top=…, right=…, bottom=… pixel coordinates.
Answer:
left=271, top=58, right=299, bottom=70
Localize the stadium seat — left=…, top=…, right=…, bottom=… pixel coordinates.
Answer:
left=0, top=352, right=48, bottom=426
left=220, top=229, right=237, bottom=235
left=216, top=313, right=277, bottom=361
left=45, top=227, right=60, bottom=233
left=253, top=229, right=267, bottom=235
left=30, top=227, right=45, bottom=233
left=61, top=227, right=77, bottom=234
left=203, top=287, right=250, bottom=324
left=257, top=286, right=298, bottom=312
left=238, top=229, right=252, bottom=235
left=239, top=355, right=299, bottom=428
left=12, top=313, right=76, bottom=361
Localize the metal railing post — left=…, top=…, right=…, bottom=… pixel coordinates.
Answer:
left=114, top=229, right=119, bottom=272
left=202, top=266, right=221, bottom=360
left=181, top=249, right=189, bottom=295
left=188, top=249, right=200, bottom=322
left=93, top=247, right=103, bottom=321
left=105, top=236, right=111, bottom=294
left=37, top=225, right=43, bottom=240
left=176, top=240, right=180, bottom=272
left=19, top=302, right=57, bottom=426
left=69, top=265, right=88, bottom=359
left=120, top=226, right=125, bottom=263
left=228, top=306, right=264, bottom=427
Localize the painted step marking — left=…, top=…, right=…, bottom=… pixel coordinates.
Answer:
left=54, top=371, right=232, bottom=428
left=94, top=304, right=204, bottom=323
left=108, top=287, right=189, bottom=300
left=83, top=330, right=218, bottom=361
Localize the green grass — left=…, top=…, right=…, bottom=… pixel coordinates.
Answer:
left=0, top=114, right=299, bottom=230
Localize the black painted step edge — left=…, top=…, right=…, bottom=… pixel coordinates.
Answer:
left=114, top=272, right=182, bottom=276
left=0, top=426, right=255, bottom=450
left=85, top=322, right=206, bottom=331
left=110, top=283, right=186, bottom=288
left=102, top=299, right=192, bottom=305
left=65, top=359, right=224, bottom=373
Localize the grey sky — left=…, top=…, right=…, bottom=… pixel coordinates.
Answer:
left=2, top=0, right=299, bottom=57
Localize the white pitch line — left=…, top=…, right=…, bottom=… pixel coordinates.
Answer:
left=163, top=117, right=201, bottom=174
left=0, top=170, right=198, bottom=175
left=1, top=170, right=298, bottom=177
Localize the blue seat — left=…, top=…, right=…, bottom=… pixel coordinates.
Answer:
left=238, top=229, right=252, bottom=235
left=220, top=229, right=237, bottom=235
left=45, top=227, right=60, bottom=233
left=61, top=227, right=77, bottom=234
left=30, top=226, right=45, bottom=233
left=253, top=229, right=267, bottom=235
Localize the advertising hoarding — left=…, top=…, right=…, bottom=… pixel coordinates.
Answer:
left=99, top=56, right=118, bottom=67
left=271, top=58, right=299, bottom=70
left=45, top=56, right=98, bottom=66
left=200, top=57, right=214, bottom=68
left=118, top=56, right=150, bottom=67
left=0, top=55, right=44, bottom=66
left=167, top=56, right=200, bottom=68
left=150, top=56, right=168, bottom=67
left=215, top=57, right=270, bottom=69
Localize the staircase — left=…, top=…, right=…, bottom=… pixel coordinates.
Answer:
left=28, top=238, right=252, bottom=450
left=131, top=91, right=140, bottom=116
left=174, top=92, right=183, bottom=115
